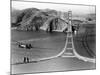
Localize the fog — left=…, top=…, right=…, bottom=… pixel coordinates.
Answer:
left=12, top=1, right=95, bottom=15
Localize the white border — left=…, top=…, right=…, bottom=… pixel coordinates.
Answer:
left=0, top=0, right=99, bottom=75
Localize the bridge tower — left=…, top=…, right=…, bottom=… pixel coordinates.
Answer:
left=61, top=11, right=75, bottom=57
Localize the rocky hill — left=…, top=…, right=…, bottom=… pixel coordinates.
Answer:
left=11, top=8, right=58, bottom=30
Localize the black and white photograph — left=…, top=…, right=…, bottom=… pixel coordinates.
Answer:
left=11, top=0, right=96, bottom=74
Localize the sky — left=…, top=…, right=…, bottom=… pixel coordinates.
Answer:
left=12, top=1, right=95, bottom=15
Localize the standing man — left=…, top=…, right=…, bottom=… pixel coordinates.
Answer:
left=23, top=57, right=26, bottom=63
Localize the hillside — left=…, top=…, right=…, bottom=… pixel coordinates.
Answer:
left=11, top=8, right=58, bottom=29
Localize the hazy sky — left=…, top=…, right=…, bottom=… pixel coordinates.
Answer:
left=12, top=1, right=95, bottom=15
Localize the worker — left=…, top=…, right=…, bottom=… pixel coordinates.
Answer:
left=27, top=57, right=29, bottom=63
left=23, top=57, right=27, bottom=63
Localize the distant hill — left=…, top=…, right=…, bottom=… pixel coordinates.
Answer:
left=43, top=9, right=58, bottom=16
left=87, top=13, right=96, bottom=20
left=11, top=7, right=58, bottom=28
